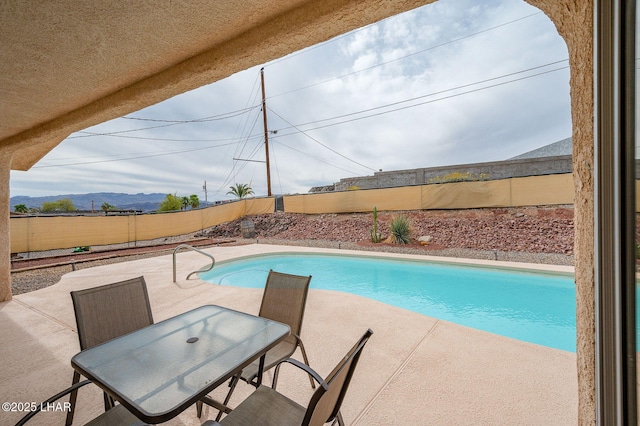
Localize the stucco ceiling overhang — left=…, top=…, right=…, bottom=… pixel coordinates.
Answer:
left=1, top=0, right=426, bottom=171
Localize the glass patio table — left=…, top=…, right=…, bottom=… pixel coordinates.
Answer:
left=71, top=305, right=290, bottom=424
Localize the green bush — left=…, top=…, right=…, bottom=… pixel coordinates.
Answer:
left=389, top=214, right=411, bottom=244
left=41, top=198, right=76, bottom=212
left=158, top=193, right=183, bottom=212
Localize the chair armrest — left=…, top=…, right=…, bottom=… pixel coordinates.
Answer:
left=16, top=379, right=92, bottom=426
left=272, top=357, right=327, bottom=390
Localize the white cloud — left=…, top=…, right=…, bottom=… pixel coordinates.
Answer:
left=10, top=0, right=572, bottom=200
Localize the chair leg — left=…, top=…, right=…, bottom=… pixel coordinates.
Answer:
left=215, top=373, right=240, bottom=421
left=65, top=371, right=81, bottom=426
left=274, top=341, right=315, bottom=389
left=298, top=340, right=316, bottom=389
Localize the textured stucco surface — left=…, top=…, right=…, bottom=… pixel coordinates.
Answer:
left=0, top=152, right=12, bottom=303
left=0, top=0, right=598, bottom=422
left=1, top=0, right=430, bottom=169
left=525, top=1, right=596, bottom=422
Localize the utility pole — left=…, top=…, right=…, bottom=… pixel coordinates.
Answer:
left=202, top=180, right=208, bottom=207
left=260, top=67, right=272, bottom=196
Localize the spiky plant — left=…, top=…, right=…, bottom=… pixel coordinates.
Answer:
left=370, top=206, right=382, bottom=243
left=388, top=214, right=411, bottom=244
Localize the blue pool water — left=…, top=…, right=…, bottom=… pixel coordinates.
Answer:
left=199, top=253, right=576, bottom=352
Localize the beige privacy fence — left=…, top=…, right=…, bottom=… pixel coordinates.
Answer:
left=11, top=174, right=578, bottom=253
left=11, top=197, right=274, bottom=253
left=283, top=174, right=575, bottom=213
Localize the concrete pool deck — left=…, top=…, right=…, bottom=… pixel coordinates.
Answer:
left=0, top=243, right=578, bottom=425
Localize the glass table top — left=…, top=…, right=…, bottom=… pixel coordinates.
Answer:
left=71, top=305, right=290, bottom=423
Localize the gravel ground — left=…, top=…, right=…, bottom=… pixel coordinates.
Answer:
left=11, top=251, right=176, bottom=295
left=11, top=206, right=577, bottom=295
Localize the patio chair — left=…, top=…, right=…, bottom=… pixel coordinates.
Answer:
left=199, top=270, right=315, bottom=420
left=16, top=379, right=146, bottom=426
left=66, top=276, right=154, bottom=425
left=202, top=329, right=373, bottom=426
left=243, top=270, right=315, bottom=387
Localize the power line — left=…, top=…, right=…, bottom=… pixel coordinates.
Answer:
left=61, top=133, right=263, bottom=143
left=33, top=142, right=240, bottom=168
left=268, top=11, right=543, bottom=99
left=122, top=105, right=259, bottom=123
left=270, top=142, right=283, bottom=195
left=216, top=110, right=263, bottom=193
left=264, top=12, right=401, bottom=68
left=48, top=13, right=565, bottom=173
left=46, top=60, right=567, bottom=167
left=69, top=105, right=260, bottom=138
left=68, top=11, right=544, bottom=141
left=63, top=11, right=553, bottom=146
left=218, top=75, right=264, bottom=192
left=268, top=107, right=377, bottom=172
left=273, top=138, right=368, bottom=176
left=268, top=61, right=569, bottom=135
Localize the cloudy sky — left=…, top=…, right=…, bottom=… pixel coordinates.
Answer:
left=10, top=0, right=571, bottom=202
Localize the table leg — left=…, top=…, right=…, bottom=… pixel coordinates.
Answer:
left=256, top=354, right=266, bottom=386
left=214, top=354, right=267, bottom=422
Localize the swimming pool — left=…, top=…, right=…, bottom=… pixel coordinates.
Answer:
left=199, top=253, right=576, bottom=352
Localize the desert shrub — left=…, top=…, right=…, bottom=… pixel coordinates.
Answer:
left=388, top=214, right=411, bottom=244
left=370, top=206, right=382, bottom=243
left=428, top=171, right=489, bottom=183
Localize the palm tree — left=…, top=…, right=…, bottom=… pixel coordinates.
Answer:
left=14, top=204, right=28, bottom=214
left=188, top=194, right=200, bottom=209
left=227, top=183, right=254, bottom=199
left=181, top=196, right=190, bottom=210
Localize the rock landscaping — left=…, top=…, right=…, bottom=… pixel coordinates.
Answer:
left=204, top=206, right=575, bottom=255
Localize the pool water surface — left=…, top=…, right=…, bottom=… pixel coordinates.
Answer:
left=199, top=253, right=576, bottom=352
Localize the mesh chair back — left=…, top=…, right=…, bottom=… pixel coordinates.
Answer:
left=258, top=270, right=311, bottom=344
left=70, top=276, right=154, bottom=350
left=304, top=329, right=373, bottom=426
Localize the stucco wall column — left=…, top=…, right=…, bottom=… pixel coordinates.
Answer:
left=0, top=149, right=12, bottom=302
left=526, top=1, right=596, bottom=423
left=571, top=64, right=596, bottom=426
left=564, top=11, right=596, bottom=426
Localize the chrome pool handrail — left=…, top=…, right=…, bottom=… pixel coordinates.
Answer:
left=172, top=244, right=215, bottom=283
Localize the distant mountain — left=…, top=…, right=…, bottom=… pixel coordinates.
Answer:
left=10, top=192, right=168, bottom=212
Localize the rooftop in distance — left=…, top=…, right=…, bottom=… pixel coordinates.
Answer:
left=509, top=137, right=572, bottom=160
